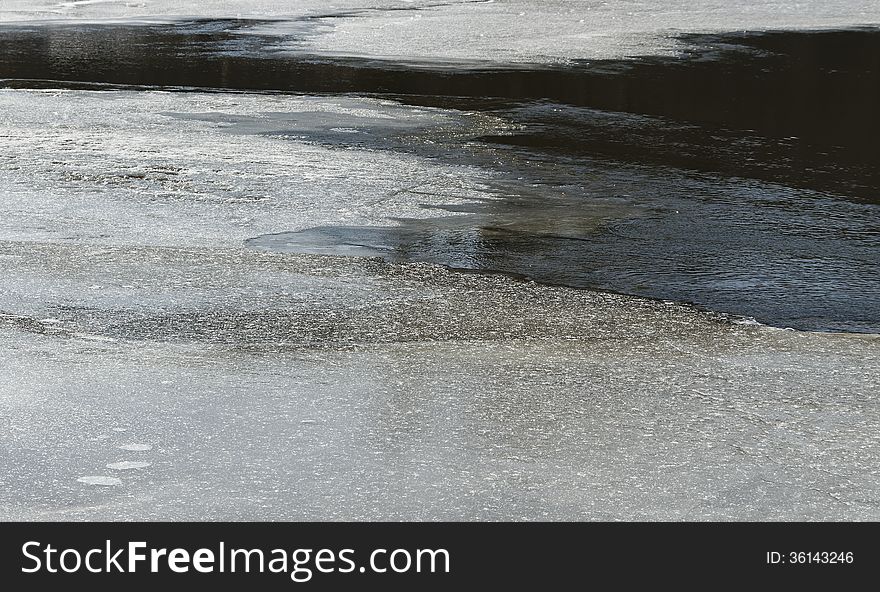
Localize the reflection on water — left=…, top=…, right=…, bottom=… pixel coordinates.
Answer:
left=246, top=100, right=880, bottom=333
left=2, top=20, right=879, bottom=332
left=248, top=173, right=880, bottom=333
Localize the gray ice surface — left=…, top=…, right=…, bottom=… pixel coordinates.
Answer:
left=1, top=89, right=878, bottom=520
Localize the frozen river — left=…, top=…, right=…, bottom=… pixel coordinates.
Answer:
left=3, top=0, right=880, bottom=63
left=0, top=2, right=878, bottom=520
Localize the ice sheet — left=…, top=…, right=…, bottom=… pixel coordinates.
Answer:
left=0, top=90, right=497, bottom=250
left=2, top=314, right=878, bottom=520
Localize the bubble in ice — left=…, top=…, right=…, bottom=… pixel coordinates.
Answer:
left=118, top=443, right=153, bottom=451
left=78, top=476, right=122, bottom=486
left=112, top=428, right=127, bottom=432
left=107, top=461, right=152, bottom=470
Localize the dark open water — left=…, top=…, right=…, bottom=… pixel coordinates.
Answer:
left=1, top=20, right=878, bottom=332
